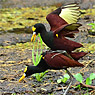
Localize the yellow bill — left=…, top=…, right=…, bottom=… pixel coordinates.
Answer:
left=31, top=32, right=36, bottom=42
left=19, top=73, right=26, bottom=82
left=32, top=26, right=36, bottom=32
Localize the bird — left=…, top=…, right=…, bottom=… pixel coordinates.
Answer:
left=31, top=3, right=83, bottom=52
left=19, top=50, right=87, bottom=95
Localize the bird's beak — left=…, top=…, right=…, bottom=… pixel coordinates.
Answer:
left=19, top=73, right=26, bottom=82
left=31, top=32, right=36, bottom=42
left=31, top=26, right=36, bottom=42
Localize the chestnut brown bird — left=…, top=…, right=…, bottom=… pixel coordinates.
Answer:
left=31, top=3, right=82, bottom=52
left=19, top=50, right=87, bottom=95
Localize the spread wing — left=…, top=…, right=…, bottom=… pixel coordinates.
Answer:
left=44, top=52, right=84, bottom=68
left=46, top=3, right=80, bottom=32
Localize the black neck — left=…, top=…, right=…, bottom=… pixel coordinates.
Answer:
left=31, top=66, right=46, bottom=73
left=26, top=66, right=47, bottom=77
left=40, top=30, right=54, bottom=49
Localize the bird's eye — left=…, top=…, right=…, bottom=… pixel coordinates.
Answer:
left=24, top=67, right=27, bottom=73
left=32, top=26, right=36, bottom=32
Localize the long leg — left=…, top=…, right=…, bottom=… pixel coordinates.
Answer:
left=63, top=69, right=74, bottom=95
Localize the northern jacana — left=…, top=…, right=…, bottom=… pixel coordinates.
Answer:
left=31, top=3, right=82, bottom=52
left=19, top=50, right=87, bottom=95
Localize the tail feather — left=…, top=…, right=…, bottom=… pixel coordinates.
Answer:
left=69, top=52, right=87, bottom=61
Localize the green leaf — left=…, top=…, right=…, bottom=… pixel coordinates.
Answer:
left=62, top=74, right=70, bottom=83
left=62, top=77, right=68, bottom=83
left=35, top=40, right=39, bottom=65
left=31, top=33, right=47, bottom=81
left=41, top=70, right=48, bottom=77
left=90, top=73, right=95, bottom=80
left=74, top=73, right=83, bottom=83
left=11, top=93, right=16, bottom=95
left=86, top=77, right=92, bottom=85
left=88, top=23, right=95, bottom=26
left=72, top=84, right=81, bottom=89
left=36, top=73, right=42, bottom=82
left=32, top=43, right=36, bottom=65
left=57, top=74, right=70, bottom=84
left=64, top=74, right=70, bottom=79
left=57, top=79, right=62, bottom=84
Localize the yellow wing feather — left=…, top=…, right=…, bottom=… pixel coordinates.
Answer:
left=59, top=4, right=80, bottom=24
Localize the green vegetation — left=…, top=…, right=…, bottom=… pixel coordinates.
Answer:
left=32, top=34, right=48, bottom=81
left=80, top=8, right=95, bottom=18
left=11, top=93, right=16, bottom=95
left=74, top=73, right=83, bottom=83
left=86, top=73, right=95, bottom=85
left=88, top=23, right=95, bottom=30
left=0, top=6, right=94, bottom=94
left=0, top=7, right=56, bottom=31
left=57, top=74, right=70, bottom=84
left=77, top=43, right=95, bottom=54
left=57, top=72, right=95, bottom=89
left=88, top=23, right=95, bottom=35
left=32, top=34, right=43, bottom=66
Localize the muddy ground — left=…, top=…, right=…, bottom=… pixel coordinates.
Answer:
left=0, top=45, right=95, bottom=95
left=0, top=20, right=95, bottom=95
left=0, top=1, right=95, bottom=95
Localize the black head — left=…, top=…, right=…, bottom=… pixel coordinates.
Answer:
left=25, top=66, right=36, bottom=77
left=31, top=23, right=46, bottom=41
left=19, top=51, right=49, bottom=82
left=32, top=23, right=46, bottom=34
left=19, top=66, right=35, bottom=82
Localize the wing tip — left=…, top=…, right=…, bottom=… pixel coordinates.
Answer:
left=61, top=3, right=79, bottom=8
left=60, top=3, right=81, bottom=24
